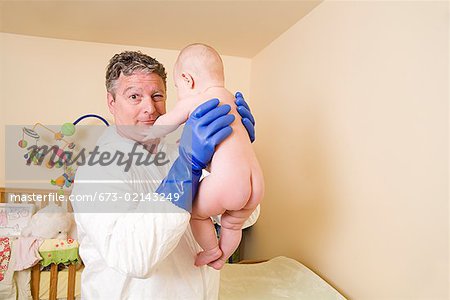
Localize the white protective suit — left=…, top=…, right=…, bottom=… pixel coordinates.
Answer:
left=71, top=126, right=259, bottom=300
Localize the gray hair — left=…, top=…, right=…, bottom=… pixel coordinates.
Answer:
left=105, top=51, right=167, bottom=95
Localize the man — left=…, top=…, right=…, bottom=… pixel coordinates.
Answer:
left=71, top=51, right=258, bottom=299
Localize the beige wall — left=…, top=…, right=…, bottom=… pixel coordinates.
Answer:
left=0, top=33, right=251, bottom=186
left=246, top=1, right=448, bottom=299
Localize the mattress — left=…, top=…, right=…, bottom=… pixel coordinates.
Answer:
left=220, top=256, right=346, bottom=300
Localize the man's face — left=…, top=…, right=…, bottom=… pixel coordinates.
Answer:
left=107, top=71, right=167, bottom=126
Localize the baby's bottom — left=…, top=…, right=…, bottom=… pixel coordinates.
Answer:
left=190, top=186, right=260, bottom=270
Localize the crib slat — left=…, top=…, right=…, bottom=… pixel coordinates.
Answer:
left=0, top=188, right=5, bottom=203
left=67, top=264, right=76, bottom=300
left=49, top=264, right=59, bottom=300
left=31, top=264, right=41, bottom=300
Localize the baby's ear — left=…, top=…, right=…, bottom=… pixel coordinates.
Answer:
left=181, top=73, right=194, bottom=89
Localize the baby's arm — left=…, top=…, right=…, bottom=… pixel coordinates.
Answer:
left=145, top=100, right=191, bottom=139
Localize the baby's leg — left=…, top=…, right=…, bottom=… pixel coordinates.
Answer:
left=191, top=160, right=252, bottom=268
left=208, top=171, right=263, bottom=270
left=192, top=130, right=263, bottom=268
left=207, top=217, right=242, bottom=270
left=190, top=183, right=226, bottom=267
left=190, top=217, right=221, bottom=267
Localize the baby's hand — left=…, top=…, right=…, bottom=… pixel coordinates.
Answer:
left=142, top=126, right=168, bottom=140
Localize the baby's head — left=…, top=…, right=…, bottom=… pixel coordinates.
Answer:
left=174, top=43, right=224, bottom=98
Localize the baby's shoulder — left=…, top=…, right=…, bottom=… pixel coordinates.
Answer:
left=203, top=88, right=235, bottom=105
left=175, top=95, right=198, bottom=108
left=180, top=88, right=235, bottom=116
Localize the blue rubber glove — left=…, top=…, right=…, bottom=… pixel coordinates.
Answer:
left=235, top=92, right=256, bottom=143
left=156, top=99, right=234, bottom=211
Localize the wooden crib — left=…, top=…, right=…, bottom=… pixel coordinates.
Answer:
left=30, top=263, right=79, bottom=300
left=1, top=187, right=81, bottom=300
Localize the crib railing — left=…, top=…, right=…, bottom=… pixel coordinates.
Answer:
left=31, top=263, right=78, bottom=300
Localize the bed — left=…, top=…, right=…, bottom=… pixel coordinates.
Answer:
left=221, top=256, right=346, bottom=300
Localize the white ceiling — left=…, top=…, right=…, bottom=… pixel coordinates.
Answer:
left=0, top=0, right=321, bottom=58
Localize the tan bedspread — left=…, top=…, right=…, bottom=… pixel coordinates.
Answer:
left=220, top=256, right=346, bottom=300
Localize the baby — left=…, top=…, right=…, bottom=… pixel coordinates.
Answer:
left=149, top=44, right=264, bottom=270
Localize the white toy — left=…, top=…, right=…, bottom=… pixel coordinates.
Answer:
left=21, top=204, right=74, bottom=240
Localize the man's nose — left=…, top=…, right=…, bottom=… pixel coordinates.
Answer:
left=142, top=98, right=156, bottom=115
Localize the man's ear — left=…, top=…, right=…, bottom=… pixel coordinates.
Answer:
left=181, top=73, right=194, bottom=89
left=107, top=92, right=115, bottom=114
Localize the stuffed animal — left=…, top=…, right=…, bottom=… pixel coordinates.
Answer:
left=21, top=204, right=74, bottom=240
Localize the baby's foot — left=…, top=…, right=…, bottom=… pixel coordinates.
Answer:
left=195, top=246, right=222, bottom=267
left=207, top=257, right=227, bottom=270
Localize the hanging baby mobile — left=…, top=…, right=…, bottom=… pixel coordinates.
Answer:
left=17, top=114, right=109, bottom=194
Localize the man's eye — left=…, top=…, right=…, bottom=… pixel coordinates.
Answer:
left=129, top=94, right=141, bottom=101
